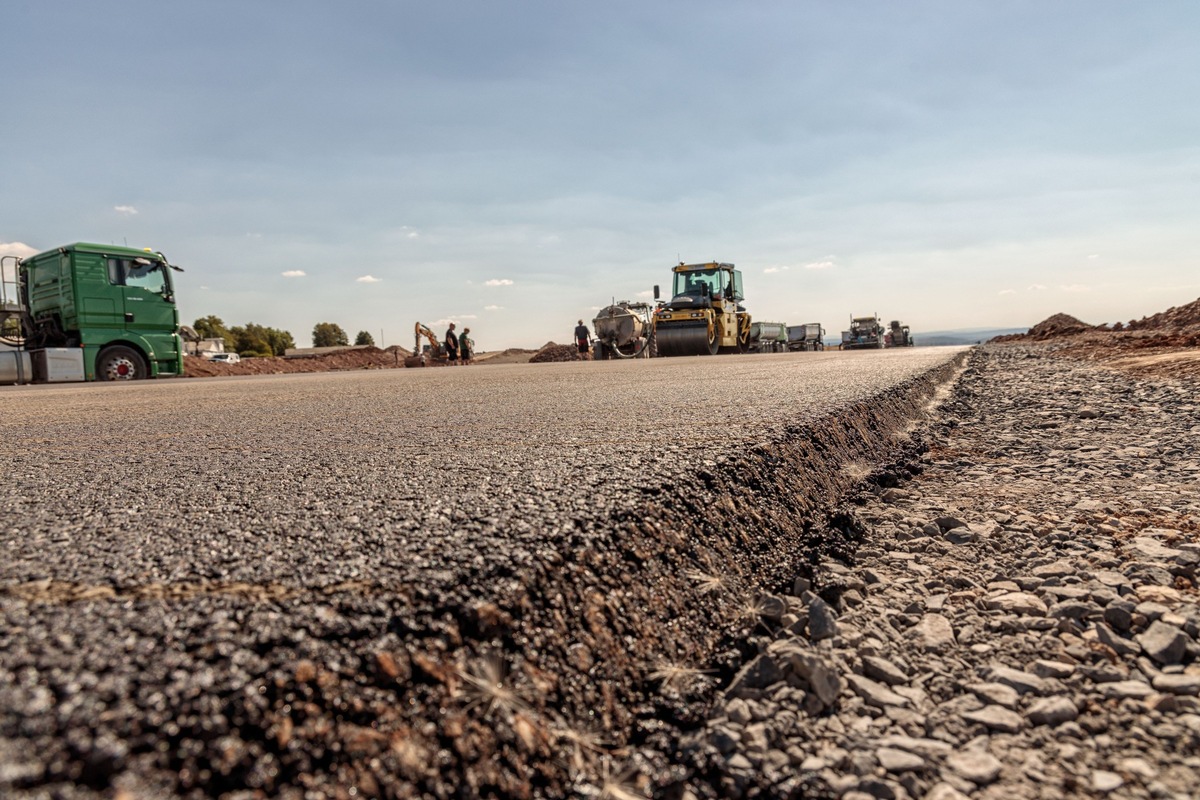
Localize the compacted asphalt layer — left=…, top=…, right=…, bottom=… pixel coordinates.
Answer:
left=0, top=348, right=966, bottom=798
left=2, top=349, right=960, bottom=590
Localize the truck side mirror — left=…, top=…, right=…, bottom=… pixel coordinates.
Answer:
left=653, top=285, right=660, bottom=300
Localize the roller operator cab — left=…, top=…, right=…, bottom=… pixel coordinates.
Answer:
left=0, top=242, right=185, bottom=384
left=652, top=262, right=752, bottom=356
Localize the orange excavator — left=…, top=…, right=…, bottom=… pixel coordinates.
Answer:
left=405, top=322, right=451, bottom=367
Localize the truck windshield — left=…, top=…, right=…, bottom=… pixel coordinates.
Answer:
left=108, top=257, right=167, bottom=294
left=673, top=269, right=724, bottom=297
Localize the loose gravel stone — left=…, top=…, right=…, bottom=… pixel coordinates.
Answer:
left=945, top=750, right=1003, bottom=785
left=1025, top=697, right=1078, bottom=726
left=1138, top=621, right=1190, bottom=665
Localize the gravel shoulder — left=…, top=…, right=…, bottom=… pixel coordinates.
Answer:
left=693, top=344, right=1199, bottom=800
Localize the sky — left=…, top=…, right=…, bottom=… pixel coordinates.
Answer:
left=2, top=1, right=1198, bottom=350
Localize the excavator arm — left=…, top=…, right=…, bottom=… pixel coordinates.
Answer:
left=414, top=322, right=443, bottom=356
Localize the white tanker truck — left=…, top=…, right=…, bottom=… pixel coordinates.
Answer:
left=592, top=301, right=655, bottom=359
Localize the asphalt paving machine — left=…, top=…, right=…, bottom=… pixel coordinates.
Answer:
left=841, top=314, right=886, bottom=350
left=653, top=262, right=751, bottom=357
left=886, top=320, right=914, bottom=347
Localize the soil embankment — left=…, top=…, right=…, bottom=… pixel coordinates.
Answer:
left=993, top=297, right=1200, bottom=381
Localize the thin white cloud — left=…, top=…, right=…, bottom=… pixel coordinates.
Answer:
left=1027, top=284, right=1047, bottom=291
left=764, top=266, right=787, bottom=274
left=1087, top=254, right=1100, bottom=259
left=635, top=290, right=654, bottom=298
left=1060, top=284, right=1091, bottom=292
left=281, top=270, right=306, bottom=278
left=998, top=289, right=1017, bottom=295
left=804, top=261, right=834, bottom=270
left=0, top=241, right=37, bottom=279
left=485, top=278, right=514, bottom=286
left=0, top=241, right=37, bottom=259
left=484, top=305, right=503, bottom=310
left=399, top=226, right=419, bottom=239
left=114, top=205, right=139, bottom=216
left=356, top=275, right=382, bottom=283
left=432, top=315, right=479, bottom=327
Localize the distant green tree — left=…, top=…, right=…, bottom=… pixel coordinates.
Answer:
left=354, top=330, right=375, bottom=346
left=193, top=315, right=236, bottom=352
left=229, top=323, right=295, bottom=357
left=312, top=322, right=350, bottom=348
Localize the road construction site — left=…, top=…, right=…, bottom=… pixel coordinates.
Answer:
left=1, top=347, right=965, bottom=798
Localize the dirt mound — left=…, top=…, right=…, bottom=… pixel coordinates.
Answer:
left=1026, top=313, right=1094, bottom=339
left=185, top=346, right=410, bottom=377
left=473, top=348, right=537, bottom=365
left=528, top=342, right=579, bottom=363
left=1124, top=296, right=1200, bottom=331
left=991, top=313, right=1093, bottom=343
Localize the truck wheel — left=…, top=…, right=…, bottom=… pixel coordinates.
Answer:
left=97, top=345, right=147, bottom=381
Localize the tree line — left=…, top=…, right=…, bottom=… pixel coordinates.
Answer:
left=192, top=316, right=377, bottom=357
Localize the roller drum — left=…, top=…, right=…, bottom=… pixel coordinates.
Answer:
left=655, top=322, right=718, bottom=357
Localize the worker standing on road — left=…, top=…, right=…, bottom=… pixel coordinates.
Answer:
left=444, top=323, right=459, bottom=365
left=459, top=327, right=473, bottom=365
left=574, top=319, right=591, bottom=360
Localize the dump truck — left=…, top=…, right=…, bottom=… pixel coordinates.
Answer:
left=885, top=320, right=914, bottom=347
left=748, top=321, right=788, bottom=353
left=593, top=301, right=655, bottom=359
left=652, top=262, right=751, bottom=357
left=1, top=242, right=185, bottom=384
left=787, top=323, right=826, bottom=351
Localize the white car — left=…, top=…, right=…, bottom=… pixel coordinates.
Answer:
left=208, top=353, right=241, bottom=364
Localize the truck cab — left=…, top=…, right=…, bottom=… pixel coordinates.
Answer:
left=3, top=243, right=184, bottom=382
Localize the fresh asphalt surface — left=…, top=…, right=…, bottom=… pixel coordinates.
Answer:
left=1, top=349, right=963, bottom=592
left=0, top=347, right=965, bottom=795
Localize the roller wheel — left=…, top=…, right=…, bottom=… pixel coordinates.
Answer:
left=97, top=345, right=147, bottom=381
left=656, top=324, right=718, bottom=357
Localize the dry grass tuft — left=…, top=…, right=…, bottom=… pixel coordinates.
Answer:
left=459, top=653, right=528, bottom=719
left=647, top=662, right=710, bottom=693
left=552, top=716, right=608, bottom=773
left=683, top=568, right=728, bottom=595
left=597, top=761, right=648, bottom=800
left=841, top=460, right=873, bottom=482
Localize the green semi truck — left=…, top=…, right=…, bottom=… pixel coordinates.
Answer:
left=1, top=242, right=185, bottom=384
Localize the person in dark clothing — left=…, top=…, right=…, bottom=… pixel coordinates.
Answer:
left=459, top=327, right=473, bottom=365
left=574, top=320, right=591, bottom=359
left=444, top=323, right=459, bottom=364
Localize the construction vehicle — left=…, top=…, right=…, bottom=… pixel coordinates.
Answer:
left=652, top=262, right=751, bottom=357
left=1, top=242, right=184, bottom=384
left=592, top=301, right=655, bottom=359
left=841, top=314, right=886, bottom=350
left=885, top=320, right=914, bottom=347
left=787, top=323, right=826, bottom=351
left=748, top=321, right=788, bottom=353
left=405, top=322, right=451, bottom=367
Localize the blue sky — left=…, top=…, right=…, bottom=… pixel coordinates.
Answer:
left=2, top=1, right=1198, bottom=349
